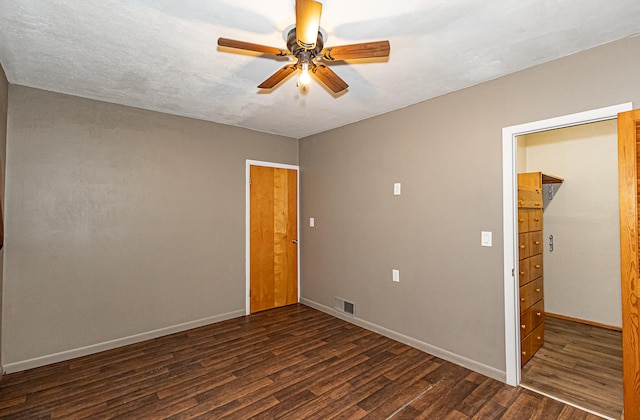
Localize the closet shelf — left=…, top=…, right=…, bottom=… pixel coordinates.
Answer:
left=541, top=174, right=563, bottom=184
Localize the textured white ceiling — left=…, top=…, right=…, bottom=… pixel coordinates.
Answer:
left=1, top=0, right=640, bottom=139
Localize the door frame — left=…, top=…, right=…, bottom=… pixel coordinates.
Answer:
left=245, top=159, right=300, bottom=315
left=501, top=102, right=633, bottom=386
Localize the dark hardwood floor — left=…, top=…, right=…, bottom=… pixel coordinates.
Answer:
left=0, top=304, right=601, bottom=419
left=521, top=315, right=623, bottom=419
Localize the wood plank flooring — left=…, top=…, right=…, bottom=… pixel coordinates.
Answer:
left=521, top=315, right=623, bottom=419
left=0, top=304, right=601, bottom=419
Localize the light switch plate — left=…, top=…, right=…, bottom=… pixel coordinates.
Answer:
left=392, top=269, right=400, bottom=282
left=481, top=231, right=492, bottom=247
left=310, top=217, right=315, bottom=227
left=393, top=183, right=401, bottom=195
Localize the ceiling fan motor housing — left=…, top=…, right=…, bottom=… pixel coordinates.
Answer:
left=287, top=28, right=324, bottom=69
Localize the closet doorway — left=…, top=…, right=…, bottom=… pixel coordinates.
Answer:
left=516, top=121, right=623, bottom=419
left=501, top=103, right=634, bottom=417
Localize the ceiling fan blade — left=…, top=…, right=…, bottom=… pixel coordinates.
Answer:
left=322, top=41, right=390, bottom=61
left=218, top=38, right=288, bottom=56
left=314, top=64, right=348, bottom=94
left=296, top=0, right=322, bottom=49
left=258, top=65, right=296, bottom=89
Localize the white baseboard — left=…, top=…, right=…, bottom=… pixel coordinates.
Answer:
left=300, top=297, right=506, bottom=383
left=2, top=309, right=246, bottom=374
left=4, top=302, right=507, bottom=383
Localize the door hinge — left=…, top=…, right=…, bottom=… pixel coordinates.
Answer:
left=249, top=176, right=252, bottom=186
left=512, top=268, right=515, bottom=277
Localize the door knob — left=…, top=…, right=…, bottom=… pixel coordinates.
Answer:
left=292, top=240, right=298, bottom=244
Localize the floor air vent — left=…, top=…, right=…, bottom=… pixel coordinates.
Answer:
left=334, top=297, right=355, bottom=316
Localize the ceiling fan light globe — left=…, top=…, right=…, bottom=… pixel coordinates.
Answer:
left=299, top=63, right=311, bottom=85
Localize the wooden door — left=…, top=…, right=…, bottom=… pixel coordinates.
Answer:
left=250, top=165, right=298, bottom=313
left=617, top=109, right=640, bottom=418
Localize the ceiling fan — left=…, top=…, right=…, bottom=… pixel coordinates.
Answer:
left=217, top=0, right=390, bottom=94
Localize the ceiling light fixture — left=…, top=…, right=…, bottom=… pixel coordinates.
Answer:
left=217, top=0, right=390, bottom=94
left=299, top=62, right=311, bottom=89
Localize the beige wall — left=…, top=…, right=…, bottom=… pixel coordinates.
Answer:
left=516, top=140, right=527, bottom=174
left=299, top=35, right=640, bottom=378
left=2, top=86, right=297, bottom=369
left=0, top=62, right=8, bottom=369
left=522, top=121, right=621, bottom=328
